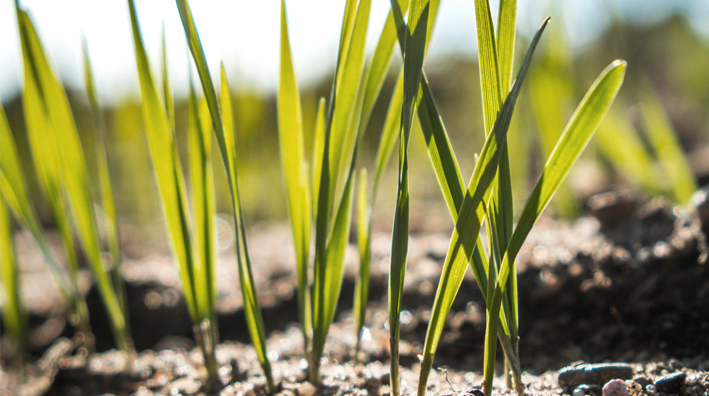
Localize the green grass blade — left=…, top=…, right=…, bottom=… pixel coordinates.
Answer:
left=640, top=85, right=697, bottom=204
left=417, top=19, right=548, bottom=396
left=311, top=98, right=326, bottom=213
left=161, top=23, right=175, bottom=131
left=353, top=168, right=370, bottom=359
left=417, top=73, right=465, bottom=217
left=278, top=0, right=313, bottom=359
left=596, top=109, right=663, bottom=195
left=0, top=103, right=76, bottom=307
left=389, top=0, right=489, bottom=292
left=496, top=0, right=517, bottom=95
left=360, top=0, right=408, bottom=130
left=311, top=171, right=355, bottom=365
left=127, top=0, right=198, bottom=324
left=474, top=0, right=502, bottom=134
left=529, top=54, right=578, bottom=217
left=175, top=0, right=275, bottom=388
left=329, top=0, right=372, bottom=206
left=17, top=7, right=129, bottom=351
left=389, top=1, right=430, bottom=393
left=484, top=59, right=626, bottom=395
left=371, top=71, right=403, bottom=197
left=188, top=84, right=216, bottom=323
left=0, top=190, right=27, bottom=358
left=219, top=67, right=275, bottom=392
left=83, top=39, right=128, bottom=332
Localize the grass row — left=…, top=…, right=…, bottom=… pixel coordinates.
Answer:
left=3, top=1, right=698, bottom=396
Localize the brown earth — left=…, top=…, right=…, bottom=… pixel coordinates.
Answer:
left=2, top=190, right=709, bottom=395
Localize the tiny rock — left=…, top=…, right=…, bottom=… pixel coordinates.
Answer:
left=297, top=381, right=317, bottom=396
left=654, top=372, right=687, bottom=394
left=558, top=363, right=635, bottom=393
left=603, top=379, right=629, bottom=396
left=573, top=384, right=600, bottom=396
left=632, top=376, right=652, bottom=389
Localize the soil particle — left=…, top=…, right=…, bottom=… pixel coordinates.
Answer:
left=602, top=379, right=629, bottom=396
left=558, top=363, right=634, bottom=393
left=653, top=372, right=686, bottom=394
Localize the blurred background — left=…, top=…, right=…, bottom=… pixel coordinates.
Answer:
left=2, top=0, right=709, bottom=246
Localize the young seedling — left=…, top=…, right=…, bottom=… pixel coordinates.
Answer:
left=0, top=103, right=90, bottom=347
left=279, top=0, right=400, bottom=384
left=387, top=1, right=430, bottom=393
left=83, top=39, right=130, bottom=336
left=127, top=0, right=218, bottom=382
left=381, top=2, right=626, bottom=396
left=175, top=0, right=276, bottom=391
left=639, top=84, right=697, bottom=204
left=13, top=4, right=131, bottom=353
left=596, top=84, right=696, bottom=206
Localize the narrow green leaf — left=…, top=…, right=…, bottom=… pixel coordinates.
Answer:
left=0, top=103, right=75, bottom=306
left=474, top=0, right=503, bottom=134
left=329, top=0, right=372, bottom=206
left=278, top=0, right=313, bottom=357
left=311, top=97, right=326, bottom=213
left=640, top=85, right=697, bottom=204
left=219, top=67, right=275, bottom=392
left=389, top=1, right=430, bottom=393
left=311, top=169, right=355, bottom=361
left=496, top=0, right=517, bottom=95
left=529, top=58, right=578, bottom=217
left=0, top=192, right=26, bottom=356
left=127, top=0, right=198, bottom=322
left=175, top=0, right=275, bottom=388
left=83, top=39, right=128, bottom=328
left=161, top=23, right=175, bottom=131
left=596, top=109, right=662, bottom=195
left=484, top=60, right=626, bottom=394
left=371, top=71, right=403, bottom=197
left=17, top=7, right=129, bottom=351
left=188, top=85, right=216, bottom=320
left=417, top=19, right=548, bottom=396
left=359, top=0, right=409, bottom=130
left=353, top=167, right=370, bottom=356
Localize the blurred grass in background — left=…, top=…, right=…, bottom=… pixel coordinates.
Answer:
left=3, top=5, right=709, bottom=238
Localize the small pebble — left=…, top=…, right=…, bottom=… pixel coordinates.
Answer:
left=603, top=379, right=629, bottom=396
left=654, top=372, right=686, bottom=394
left=558, top=363, right=635, bottom=393
left=381, top=373, right=391, bottom=385
left=632, top=376, right=652, bottom=389
left=646, top=384, right=657, bottom=396
left=297, top=381, right=317, bottom=396
left=625, top=380, right=643, bottom=396
left=573, top=384, right=600, bottom=396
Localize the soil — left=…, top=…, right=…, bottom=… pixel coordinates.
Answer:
left=2, top=190, right=709, bottom=396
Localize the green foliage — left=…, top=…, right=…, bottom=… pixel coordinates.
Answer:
left=416, top=18, right=549, bottom=395
left=127, top=0, right=221, bottom=380
left=15, top=5, right=130, bottom=352
left=387, top=0, right=430, bottom=392
left=175, top=0, right=277, bottom=389
left=278, top=0, right=313, bottom=357
left=639, top=85, right=698, bottom=204
left=0, top=175, right=26, bottom=365
left=481, top=60, right=625, bottom=396
left=83, top=39, right=129, bottom=339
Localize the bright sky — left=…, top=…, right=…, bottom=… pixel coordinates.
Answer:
left=1, top=0, right=708, bottom=106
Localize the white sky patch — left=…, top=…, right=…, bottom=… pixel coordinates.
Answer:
left=0, top=0, right=707, bottom=105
